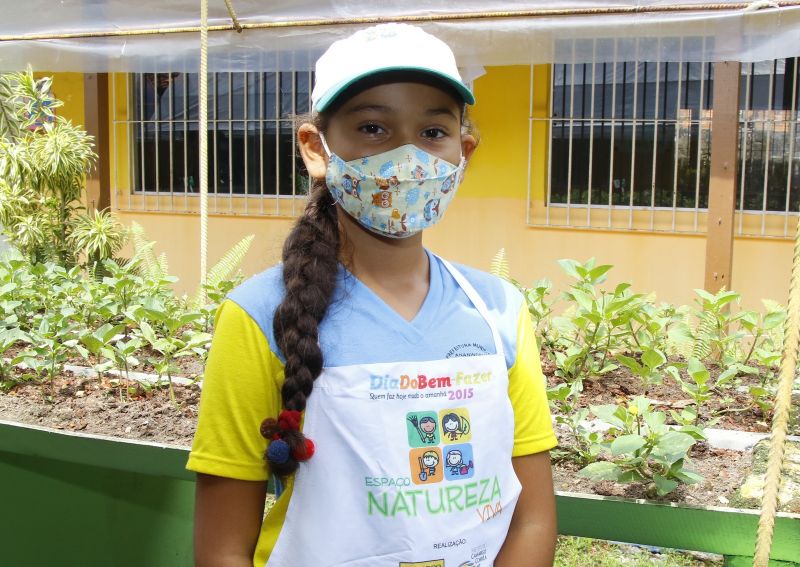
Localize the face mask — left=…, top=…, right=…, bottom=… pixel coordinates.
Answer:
left=320, top=134, right=466, bottom=238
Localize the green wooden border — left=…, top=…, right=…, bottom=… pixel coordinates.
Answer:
left=0, top=419, right=193, bottom=480
left=1, top=420, right=798, bottom=565
left=556, top=492, right=799, bottom=563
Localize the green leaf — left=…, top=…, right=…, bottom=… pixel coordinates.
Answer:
left=677, top=425, right=707, bottom=440
left=672, top=469, right=704, bottom=485
left=694, top=289, right=716, bottom=303
left=591, top=404, right=626, bottom=429
left=715, top=367, right=738, bottom=388
left=643, top=410, right=667, bottom=435
left=653, top=431, right=695, bottom=464
left=641, top=348, right=666, bottom=370
left=610, top=434, right=647, bottom=456
left=763, top=311, right=785, bottom=330
left=570, top=289, right=595, bottom=313
left=578, top=461, right=622, bottom=481
left=618, top=469, right=646, bottom=483
left=616, top=354, right=644, bottom=375
left=687, top=358, right=710, bottom=385
left=558, top=259, right=582, bottom=280
left=653, top=474, right=679, bottom=496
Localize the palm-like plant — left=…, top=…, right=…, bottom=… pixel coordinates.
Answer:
left=0, top=68, right=96, bottom=266
left=69, top=208, right=128, bottom=268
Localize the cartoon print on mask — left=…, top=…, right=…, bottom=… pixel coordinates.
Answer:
left=443, top=444, right=475, bottom=481
left=387, top=209, right=408, bottom=234
left=440, top=171, right=457, bottom=194
left=439, top=409, right=471, bottom=443
left=409, top=447, right=443, bottom=485
left=412, top=164, right=427, bottom=184
left=342, top=174, right=362, bottom=200
left=407, top=411, right=439, bottom=447
left=406, top=187, right=420, bottom=205
left=322, top=138, right=465, bottom=238
left=423, top=198, right=441, bottom=222
left=372, top=190, right=392, bottom=208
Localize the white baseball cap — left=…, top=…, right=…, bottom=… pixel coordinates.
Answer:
left=311, top=23, right=475, bottom=112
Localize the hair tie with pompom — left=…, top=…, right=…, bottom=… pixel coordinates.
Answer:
left=267, top=439, right=291, bottom=464
left=292, top=438, right=315, bottom=462
left=277, top=409, right=302, bottom=432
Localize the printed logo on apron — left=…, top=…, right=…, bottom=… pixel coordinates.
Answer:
left=267, top=259, right=521, bottom=567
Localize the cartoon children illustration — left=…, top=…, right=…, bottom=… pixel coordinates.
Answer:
left=418, top=450, right=440, bottom=481
left=446, top=449, right=474, bottom=476
left=441, top=412, right=470, bottom=441
left=408, top=414, right=437, bottom=444
left=418, top=416, right=437, bottom=443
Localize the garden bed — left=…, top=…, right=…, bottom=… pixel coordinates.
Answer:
left=0, top=363, right=772, bottom=511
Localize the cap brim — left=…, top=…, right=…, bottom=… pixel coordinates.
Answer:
left=314, top=66, right=475, bottom=112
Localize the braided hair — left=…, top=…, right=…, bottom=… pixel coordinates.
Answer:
left=260, top=115, right=341, bottom=477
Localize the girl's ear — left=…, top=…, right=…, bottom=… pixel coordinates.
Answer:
left=461, top=133, right=477, bottom=162
left=298, top=123, right=328, bottom=179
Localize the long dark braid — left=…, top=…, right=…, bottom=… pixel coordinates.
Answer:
left=261, top=170, right=340, bottom=476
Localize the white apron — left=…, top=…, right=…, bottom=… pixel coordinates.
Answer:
left=268, top=259, right=521, bottom=567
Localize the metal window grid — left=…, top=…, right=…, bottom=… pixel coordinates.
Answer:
left=111, top=71, right=312, bottom=217
left=529, top=55, right=800, bottom=238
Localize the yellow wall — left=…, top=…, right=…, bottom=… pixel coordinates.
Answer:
left=46, top=72, right=85, bottom=127
left=48, top=67, right=794, bottom=310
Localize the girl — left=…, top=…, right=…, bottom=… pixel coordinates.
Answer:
left=188, top=23, right=557, bottom=567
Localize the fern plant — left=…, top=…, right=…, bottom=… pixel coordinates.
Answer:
left=191, top=234, right=255, bottom=308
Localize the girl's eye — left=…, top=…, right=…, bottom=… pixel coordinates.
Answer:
left=422, top=128, right=447, bottom=139
left=359, top=123, right=385, bottom=135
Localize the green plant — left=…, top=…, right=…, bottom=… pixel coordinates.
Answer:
left=665, top=358, right=736, bottom=425
left=616, top=347, right=671, bottom=393
left=670, top=289, right=743, bottom=365
left=21, top=307, right=86, bottom=395
left=553, top=259, right=643, bottom=382
left=548, top=381, right=601, bottom=465
left=0, top=327, right=28, bottom=388
left=189, top=234, right=254, bottom=310
left=69, top=208, right=128, bottom=269
left=0, top=68, right=97, bottom=266
left=132, top=297, right=210, bottom=403
left=579, top=397, right=703, bottom=497
left=78, top=322, right=125, bottom=381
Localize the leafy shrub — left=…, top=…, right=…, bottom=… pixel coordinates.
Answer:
left=578, top=397, right=703, bottom=497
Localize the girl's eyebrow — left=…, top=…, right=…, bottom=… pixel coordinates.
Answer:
left=345, top=103, right=458, bottom=120
left=425, top=107, right=459, bottom=120
left=346, top=103, right=394, bottom=115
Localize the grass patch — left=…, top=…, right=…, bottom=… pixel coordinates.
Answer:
left=555, top=536, right=723, bottom=566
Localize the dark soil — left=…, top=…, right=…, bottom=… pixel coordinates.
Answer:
left=0, top=371, right=199, bottom=446
left=551, top=441, right=753, bottom=509
left=0, top=355, right=775, bottom=508
left=541, top=358, right=785, bottom=434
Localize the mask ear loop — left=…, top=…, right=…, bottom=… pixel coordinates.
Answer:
left=318, top=131, right=333, bottom=158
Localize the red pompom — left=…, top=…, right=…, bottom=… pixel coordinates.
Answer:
left=293, top=438, right=315, bottom=461
left=277, top=409, right=302, bottom=432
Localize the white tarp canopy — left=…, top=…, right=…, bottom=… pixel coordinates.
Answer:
left=0, top=1, right=799, bottom=72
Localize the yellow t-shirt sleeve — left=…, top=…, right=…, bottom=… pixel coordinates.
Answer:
left=509, top=302, right=558, bottom=457
left=186, top=300, right=284, bottom=481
